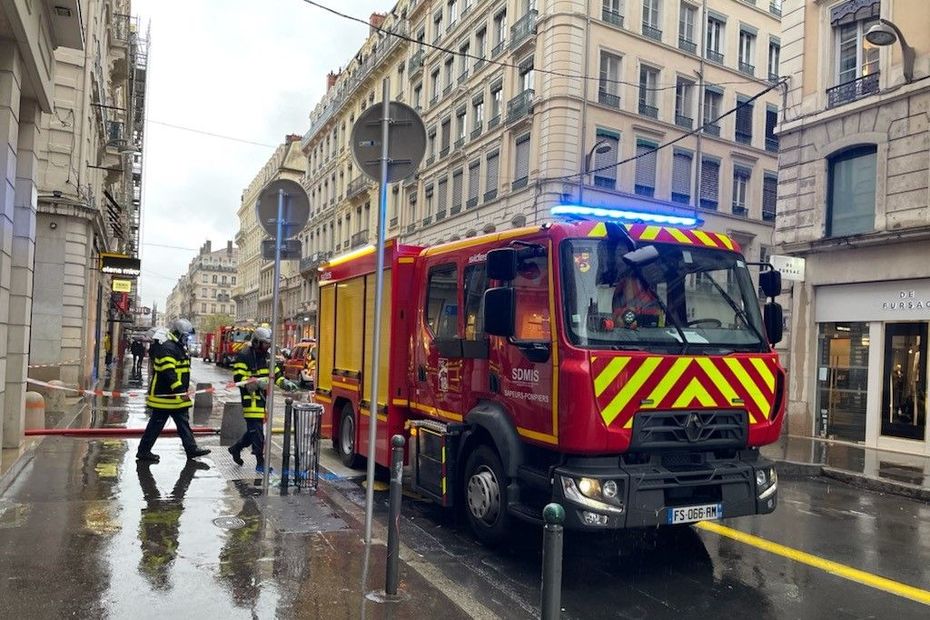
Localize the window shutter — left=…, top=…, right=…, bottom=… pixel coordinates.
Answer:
left=635, top=140, right=657, bottom=189
left=487, top=152, right=500, bottom=192
left=594, top=133, right=620, bottom=181
left=452, top=170, right=463, bottom=207
left=700, top=159, right=720, bottom=207
left=468, top=162, right=480, bottom=200
left=763, top=174, right=777, bottom=218
left=736, top=99, right=753, bottom=140
left=672, top=151, right=692, bottom=199
left=437, top=178, right=448, bottom=212
left=515, top=136, right=530, bottom=181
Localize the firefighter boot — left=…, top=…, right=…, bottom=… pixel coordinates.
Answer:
left=187, top=447, right=211, bottom=460
left=228, top=445, right=244, bottom=466
left=136, top=451, right=160, bottom=463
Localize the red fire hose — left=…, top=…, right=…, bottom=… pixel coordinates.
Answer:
left=25, top=427, right=220, bottom=437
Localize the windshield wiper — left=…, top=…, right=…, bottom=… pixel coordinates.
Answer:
left=702, top=275, right=768, bottom=350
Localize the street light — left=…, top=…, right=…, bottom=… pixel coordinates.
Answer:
left=865, top=18, right=915, bottom=83
left=579, top=139, right=613, bottom=202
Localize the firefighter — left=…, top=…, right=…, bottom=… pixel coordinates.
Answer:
left=612, top=274, right=665, bottom=329
left=136, top=318, right=211, bottom=463
left=228, top=326, right=296, bottom=472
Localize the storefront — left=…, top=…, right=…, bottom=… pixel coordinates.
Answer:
left=814, top=279, right=930, bottom=455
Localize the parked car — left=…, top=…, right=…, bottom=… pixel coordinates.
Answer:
left=283, top=339, right=316, bottom=389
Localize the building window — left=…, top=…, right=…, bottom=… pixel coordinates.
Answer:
left=706, top=15, right=724, bottom=63
left=765, top=106, right=778, bottom=152
left=827, top=145, right=877, bottom=237
left=493, top=10, right=508, bottom=51
left=201, top=303, right=206, bottom=313
left=431, top=70, right=440, bottom=102
left=211, top=304, right=217, bottom=313
left=598, top=51, right=621, bottom=107
left=425, top=183, right=434, bottom=216
left=473, top=96, right=484, bottom=130
left=437, top=177, right=448, bottom=215
left=735, top=96, right=753, bottom=145
left=634, top=139, right=657, bottom=197
left=452, top=168, right=464, bottom=210
left=201, top=287, right=207, bottom=297
left=638, top=66, right=659, bottom=118
left=212, top=275, right=217, bottom=283
left=458, top=42, right=470, bottom=79
left=519, top=57, right=534, bottom=92
left=444, top=57, right=454, bottom=90
left=768, top=38, right=780, bottom=81
left=703, top=88, right=722, bottom=134
left=448, top=0, right=458, bottom=26
left=220, top=304, right=226, bottom=314
left=440, top=118, right=451, bottom=155
left=675, top=77, right=693, bottom=128
left=642, top=0, right=662, bottom=41
left=433, top=11, right=443, bottom=42
left=414, top=83, right=423, bottom=109
left=671, top=149, right=692, bottom=204
left=475, top=27, right=487, bottom=59
left=700, top=157, right=720, bottom=209
left=593, top=129, right=620, bottom=189
left=602, top=0, right=624, bottom=27
left=202, top=274, right=208, bottom=283
left=679, top=2, right=696, bottom=51
left=762, top=173, right=777, bottom=221
left=835, top=11, right=879, bottom=87
left=490, top=82, right=503, bottom=122
left=456, top=107, right=467, bottom=144
left=232, top=276, right=236, bottom=285
left=486, top=151, right=500, bottom=200
left=738, top=28, right=756, bottom=76
left=468, top=160, right=481, bottom=206
left=732, top=165, right=751, bottom=216
left=427, top=127, right=437, bottom=159
left=513, top=134, right=531, bottom=190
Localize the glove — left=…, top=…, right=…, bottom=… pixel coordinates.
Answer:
left=244, top=380, right=258, bottom=393
left=283, top=379, right=299, bottom=392
left=257, top=378, right=269, bottom=391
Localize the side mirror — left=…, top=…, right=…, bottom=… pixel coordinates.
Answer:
left=764, top=302, right=784, bottom=346
left=483, top=287, right=515, bottom=337
left=759, top=270, right=782, bottom=299
left=622, top=244, right=660, bottom=266
left=487, top=248, right=518, bottom=281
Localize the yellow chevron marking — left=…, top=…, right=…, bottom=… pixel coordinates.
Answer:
left=640, top=225, right=661, bottom=241
left=600, top=357, right=661, bottom=425
left=715, top=234, right=734, bottom=250
left=588, top=222, right=607, bottom=238
left=643, top=357, right=692, bottom=408
left=594, top=357, right=630, bottom=398
left=668, top=228, right=694, bottom=244
left=672, top=377, right=717, bottom=408
left=692, top=230, right=717, bottom=247
left=696, top=358, right=741, bottom=405
left=624, top=416, right=634, bottom=429
left=751, top=358, right=775, bottom=392
left=724, top=358, right=770, bottom=420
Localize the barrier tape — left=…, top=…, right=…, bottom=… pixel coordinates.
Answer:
left=26, top=376, right=265, bottom=400
left=28, top=359, right=83, bottom=369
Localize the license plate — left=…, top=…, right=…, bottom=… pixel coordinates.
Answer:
left=667, top=503, right=723, bottom=525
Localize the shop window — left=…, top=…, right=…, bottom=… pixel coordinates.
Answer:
left=882, top=323, right=927, bottom=441
left=816, top=322, right=870, bottom=442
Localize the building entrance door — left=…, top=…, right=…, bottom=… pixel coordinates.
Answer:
left=816, top=322, right=869, bottom=442
left=881, top=323, right=927, bottom=442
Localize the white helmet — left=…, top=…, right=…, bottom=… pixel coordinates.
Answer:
left=252, top=326, right=272, bottom=345
left=170, top=318, right=194, bottom=339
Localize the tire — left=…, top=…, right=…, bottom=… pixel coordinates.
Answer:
left=336, top=403, right=362, bottom=469
left=463, top=445, right=512, bottom=546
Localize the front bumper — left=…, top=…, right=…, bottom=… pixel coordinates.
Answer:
left=551, top=452, right=778, bottom=530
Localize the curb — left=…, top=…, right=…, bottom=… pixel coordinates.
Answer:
left=772, top=459, right=823, bottom=479
left=771, top=458, right=930, bottom=503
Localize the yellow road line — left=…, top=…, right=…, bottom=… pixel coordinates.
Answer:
left=695, top=521, right=930, bottom=606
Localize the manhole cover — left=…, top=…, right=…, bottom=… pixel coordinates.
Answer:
left=213, top=516, right=246, bottom=529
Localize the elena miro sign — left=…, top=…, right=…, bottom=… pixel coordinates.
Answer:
left=816, top=279, right=930, bottom=322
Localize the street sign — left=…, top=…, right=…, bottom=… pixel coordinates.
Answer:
left=351, top=101, right=426, bottom=183
left=100, top=253, right=141, bottom=277
left=112, top=279, right=132, bottom=292
left=256, top=179, right=310, bottom=239
left=261, top=238, right=301, bottom=260
left=770, top=254, right=806, bottom=282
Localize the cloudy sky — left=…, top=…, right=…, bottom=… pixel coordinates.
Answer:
left=134, top=0, right=385, bottom=311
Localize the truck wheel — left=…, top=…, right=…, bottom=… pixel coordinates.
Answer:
left=463, top=445, right=511, bottom=546
left=336, top=404, right=362, bottom=469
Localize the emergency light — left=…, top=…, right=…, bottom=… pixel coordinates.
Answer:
left=552, top=204, right=702, bottom=228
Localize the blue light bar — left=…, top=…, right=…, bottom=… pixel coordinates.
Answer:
left=552, top=204, right=702, bottom=227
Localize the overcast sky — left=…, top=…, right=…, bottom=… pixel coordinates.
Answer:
left=135, top=0, right=386, bottom=312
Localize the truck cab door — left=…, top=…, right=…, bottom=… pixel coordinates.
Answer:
left=414, top=261, right=465, bottom=421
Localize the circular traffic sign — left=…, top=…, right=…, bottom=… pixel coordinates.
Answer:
left=351, top=101, right=426, bottom=184
left=256, top=178, right=310, bottom=239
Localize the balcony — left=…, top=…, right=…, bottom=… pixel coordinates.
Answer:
left=406, top=223, right=417, bottom=234
left=827, top=73, right=880, bottom=108
left=351, top=230, right=369, bottom=248
left=738, top=61, right=755, bottom=77
left=454, top=137, right=465, bottom=149
left=598, top=89, right=620, bottom=108
left=299, top=250, right=331, bottom=274
left=389, top=216, right=398, bottom=228
left=732, top=205, right=748, bottom=217
left=735, top=130, right=752, bottom=145
left=491, top=39, right=507, bottom=58
left=444, top=83, right=453, bottom=96
left=408, top=49, right=425, bottom=73
left=642, top=24, right=662, bottom=42
left=436, top=209, right=447, bottom=222
left=703, top=122, right=721, bottom=136
left=470, top=124, right=483, bottom=139
left=679, top=37, right=697, bottom=54
left=510, top=10, right=538, bottom=51
left=762, top=209, right=776, bottom=222
left=769, top=1, right=782, bottom=17
left=422, top=215, right=433, bottom=226
left=440, top=146, right=450, bottom=158
left=768, top=72, right=779, bottom=84
left=430, top=94, right=439, bottom=106
left=638, top=100, right=659, bottom=119
left=602, top=8, right=624, bottom=27
left=473, top=57, right=486, bottom=71
left=512, top=177, right=528, bottom=190
left=484, top=189, right=498, bottom=202
left=426, top=154, right=436, bottom=166
left=105, top=120, right=125, bottom=147
left=450, top=204, right=462, bottom=215
left=488, top=114, right=501, bottom=129
left=458, top=70, right=469, bottom=84
left=507, top=89, right=534, bottom=123
left=466, top=196, right=479, bottom=209
left=347, top=175, right=371, bottom=199
left=706, top=48, right=725, bottom=64
left=675, top=114, right=693, bottom=129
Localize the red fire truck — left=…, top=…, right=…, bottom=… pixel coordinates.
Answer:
left=202, top=332, right=215, bottom=363
left=315, top=215, right=785, bottom=543
left=212, top=325, right=253, bottom=367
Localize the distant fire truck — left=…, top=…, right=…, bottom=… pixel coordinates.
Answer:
left=212, top=325, right=253, bottom=367
left=314, top=212, right=785, bottom=543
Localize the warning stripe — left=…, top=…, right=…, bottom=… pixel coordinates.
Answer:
left=27, top=377, right=260, bottom=400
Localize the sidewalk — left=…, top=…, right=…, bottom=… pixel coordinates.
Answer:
left=763, top=434, right=930, bottom=502
left=0, top=361, right=483, bottom=619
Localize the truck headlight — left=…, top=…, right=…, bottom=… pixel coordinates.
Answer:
left=560, top=476, right=624, bottom=514
left=757, top=466, right=778, bottom=500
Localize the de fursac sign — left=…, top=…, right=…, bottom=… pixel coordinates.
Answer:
left=816, top=279, right=930, bottom=322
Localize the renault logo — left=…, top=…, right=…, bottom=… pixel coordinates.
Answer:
left=685, top=413, right=704, bottom=442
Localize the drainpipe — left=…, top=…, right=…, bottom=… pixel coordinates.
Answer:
left=578, top=0, right=592, bottom=204
left=692, top=0, right=707, bottom=212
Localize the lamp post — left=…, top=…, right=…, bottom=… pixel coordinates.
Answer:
left=579, top=139, right=613, bottom=203
left=865, top=19, right=915, bottom=84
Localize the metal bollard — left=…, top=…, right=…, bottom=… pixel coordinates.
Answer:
left=280, top=398, right=293, bottom=494
left=540, top=503, right=565, bottom=620
left=385, top=434, right=405, bottom=596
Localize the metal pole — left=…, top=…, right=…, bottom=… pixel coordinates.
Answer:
left=578, top=0, right=591, bottom=204
left=280, top=397, right=293, bottom=494
left=363, top=78, right=391, bottom=546
left=385, top=434, right=405, bottom=596
left=263, top=188, right=285, bottom=495
left=693, top=0, right=708, bottom=212
left=540, top=503, right=565, bottom=620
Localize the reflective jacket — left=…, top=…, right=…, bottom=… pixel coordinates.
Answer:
left=233, top=346, right=283, bottom=419
left=146, top=338, right=192, bottom=410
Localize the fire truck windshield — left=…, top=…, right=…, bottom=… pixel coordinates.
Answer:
left=560, top=238, right=767, bottom=352
left=230, top=329, right=252, bottom=342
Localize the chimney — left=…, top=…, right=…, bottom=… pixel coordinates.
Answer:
left=285, top=134, right=302, bottom=143
left=326, top=71, right=339, bottom=92
left=227, top=240, right=233, bottom=255
left=369, top=12, right=386, bottom=33
left=202, top=240, right=212, bottom=255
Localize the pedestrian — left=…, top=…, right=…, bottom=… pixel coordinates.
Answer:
left=130, top=338, right=145, bottom=376
left=228, top=327, right=297, bottom=472
left=136, top=318, right=211, bottom=463
left=103, top=332, right=112, bottom=368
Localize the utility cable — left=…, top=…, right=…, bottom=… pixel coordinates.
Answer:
left=147, top=119, right=278, bottom=148
left=300, top=0, right=774, bottom=92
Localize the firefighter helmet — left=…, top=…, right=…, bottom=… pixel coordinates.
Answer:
left=252, top=326, right=272, bottom=345
left=169, top=318, right=194, bottom=337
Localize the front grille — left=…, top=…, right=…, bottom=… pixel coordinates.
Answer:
left=630, top=410, right=748, bottom=451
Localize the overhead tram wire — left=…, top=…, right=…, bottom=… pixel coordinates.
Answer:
left=146, top=119, right=278, bottom=148
left=300, top=0, right=775, bottom=92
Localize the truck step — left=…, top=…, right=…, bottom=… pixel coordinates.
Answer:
left=517, top=465, right=551, bottom=491
left=508, top=501, right=544, bottom=525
